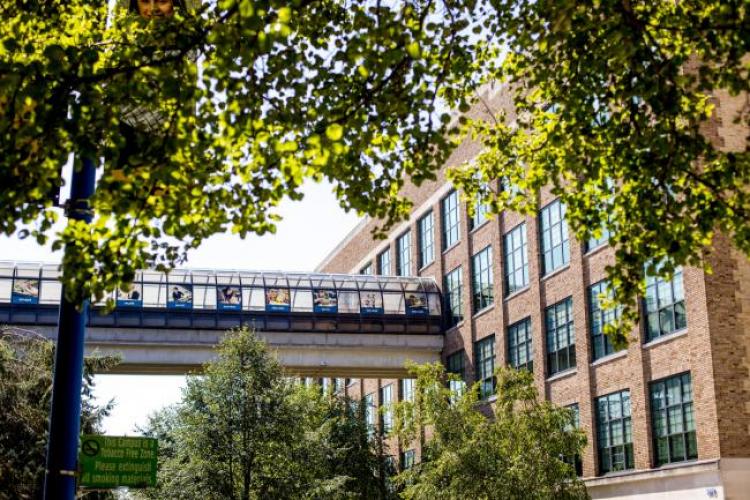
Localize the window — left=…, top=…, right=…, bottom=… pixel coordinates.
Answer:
left=364, top=393, right=376, bottom=436
left=545, top=297, right=575, bottom=375
left=380, top=384, right=393, bottom=433
left=446, top=350, right=466, bottom=396
left=503, top=223, right=528, bottom=295
left=470, top=186, right=490, bottom=230
left=442, top=190, right=460, bottom=249
left=378, top=248, right=391, bottom=276
left=644, top=266, right=686, bottom=341
left=471, top=246, right=494, bottom=312
left=475, top=336, right=495, bottom=399
left=650, top=373, right=697, bottom=466
left=360, top=263, right=373, bottom=275
left=564, top=403, right=583, bottom=476
left=589, top=281, right=622, bottom=360
left=443, top=267, right=463, bottom=327
left=586, top=227, right=611, bottom=252
left=418, top=211, right=434, bottom=268
left=508, top=317, right=533, bottom=372
left=539, top=199, right=570, bottom=275
left=401, top=449, right=415, bottom=471
left=396, top=231, right=411, bottom=276
left=596, top=390, right=634, bottom=474
left=401, top=378, right=415, bottom=402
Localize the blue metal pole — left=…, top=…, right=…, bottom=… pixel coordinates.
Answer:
left=43, top=157, right=96, bottom=500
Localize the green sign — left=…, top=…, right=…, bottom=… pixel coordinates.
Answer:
left=79, top=435, right=157, bottom=489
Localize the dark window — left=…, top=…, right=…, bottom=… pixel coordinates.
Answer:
left=644, top=266, right=686, bottom=341
left=378, top=248, right=391, bottom=276
left=471, top=246, right=494, bottom=312
left=360, top=263, right=373, bottom=275
left=589, top=280, right=623, bottom=360
left=539, top=199, right=570, bottom=275
left=545, top=297, right=575, bottom=375
left=503, top=223, right=528, bottom=295
left=508, top=317, right=533, bottom=372
left=564, top=403, right=583, bottom=476
left=396, top=231, right=411, bottom=276
left=442, top=190, right=460, bottom=249
left=443, top=267, right=463, bottom=327
left=400, top=449, right=415, bottom=470
left=475, top=336, right=495, bottom=399
left=650, top=372, right=697, bottom=466
left=380, top=384, right=393, bottom=433
left=446, top=350, right=466, bottom=396
left=418, top=211, right=435, bottom=268
left=596, top=390, right=634, bottom=474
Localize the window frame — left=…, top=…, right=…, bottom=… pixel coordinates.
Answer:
left=644, top=266, right=686, bottom=342
left=446, top=350, right=466, bottom=396
left=589, top=280, right=622, bottom=360
left=396, top=231, right=412, bottom=277
left=508, top=317, right=533, bottom=373
left=379, top=383, right=394, bottom=434
left=595, top=390, right=634, bottom=474
left=418, top=211, right=435, bottom=268
left=503, top=222, right=529, bottom=296
left=471, top=245, right=494, bottom=312
left=378, top=247, right=391, bottom=276
left=443, top=266, right=463, bottom=327
left=650, top=372, right=697, bottom=466
left=539, top=199, right=570, bottom=275
left=474, top=335, right=496, bottom=399
left=545, top=297, right=576, bottom=376
left=359, top=262, right=373, bottom=275
left=441, top=190, right=460, bottom=249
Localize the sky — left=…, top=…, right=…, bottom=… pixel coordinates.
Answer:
left=1, top=179, right=361, bottom=435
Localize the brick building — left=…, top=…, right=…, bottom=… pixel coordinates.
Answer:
left=315, top=86, right=750, bottom=499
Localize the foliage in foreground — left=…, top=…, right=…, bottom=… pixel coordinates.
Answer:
left=134, top=327, right=394, bottom=499
left=391, top=363, right=589, bottom=500
left=0, top=327, right=117, bottom=500
left=449, top=0, right=750, bottom=343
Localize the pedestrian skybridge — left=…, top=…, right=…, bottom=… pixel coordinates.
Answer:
left=0, top=262, right=445, bottom=377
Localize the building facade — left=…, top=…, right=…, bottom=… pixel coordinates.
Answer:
left=315, top=86, right=750, bottom=499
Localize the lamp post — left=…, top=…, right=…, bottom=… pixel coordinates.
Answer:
left=43, top=157, right=96, bottom=500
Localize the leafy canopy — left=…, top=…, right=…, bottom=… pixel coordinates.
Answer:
left=134, top=327, right=395, bottom=499
left=448, top=0, right=750, bottom=342
left=1, top=0, right=476, bottom=303
left=390, top=363, right=589, bottom=500
left=0, top=327, right=117, bottom=500
left=3, top=0, right=750, bottom=333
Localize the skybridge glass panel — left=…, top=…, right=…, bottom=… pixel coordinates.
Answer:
left=383, top=292, right=406, bottom=314
left=359, top=276, right=380, bottom=290
left=245, top=287, right=265, bottom=311
left=338, top=291, right=359, bottom=313
left=292, top=289, right=313, bottom=312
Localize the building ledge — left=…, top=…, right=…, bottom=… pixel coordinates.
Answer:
left=584, top=459, right=720, bottom=488
left=643, top=328, right=688, bottom=349
left=469, top=219, right=492, bottom=235
left=546, top=367, right=577, bottom=382
left=540, top=264, right=570, bottom=283
left=442, top=241, right=461, bottom=256
left=472, top=304, right=495, bottom=320
left=591, top=349, right=627, bottom=367
left=504, top=286, right=530, bottom=302
left=583, top=243, right=609, bottom=259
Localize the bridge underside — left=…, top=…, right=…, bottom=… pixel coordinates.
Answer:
left=31, top=326, right=444, bottom=378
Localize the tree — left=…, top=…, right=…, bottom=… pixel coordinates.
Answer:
left=447, top=1, right=750, bottom=342
left=135, top=327, right=395, bottom=499
left=0, top=327, right=118, bottom=499
left=0, top=0, right=477, bottom=304
left=391, top=363, right=588, bottom=500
